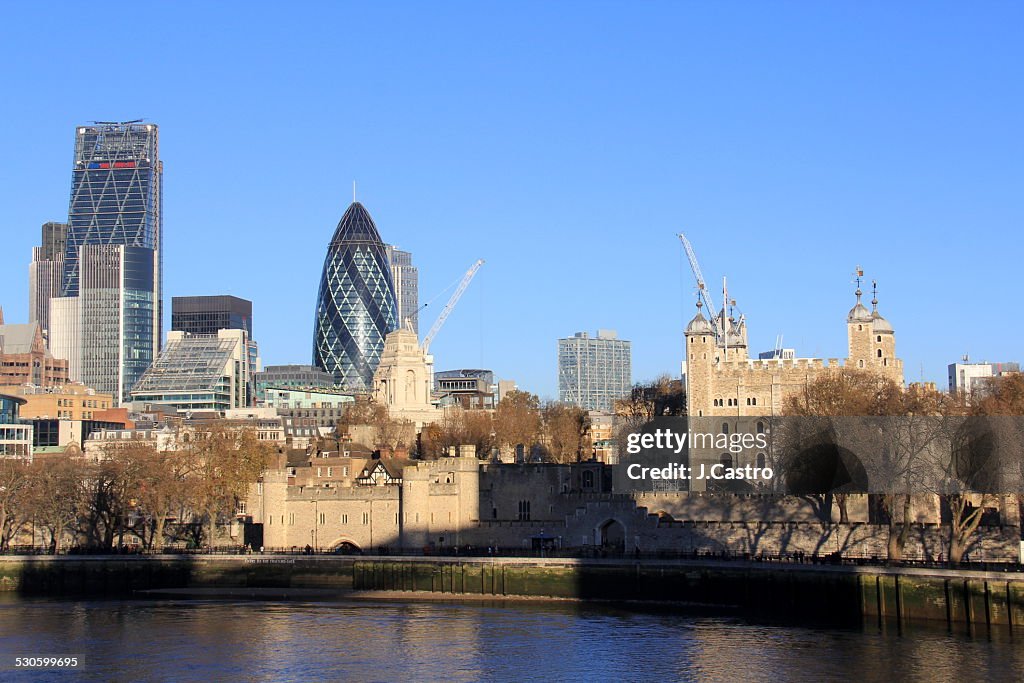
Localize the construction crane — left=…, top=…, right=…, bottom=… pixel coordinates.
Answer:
left=422, top=259, right=485, bottom=354
left=677, top=233, right=723, bottom=340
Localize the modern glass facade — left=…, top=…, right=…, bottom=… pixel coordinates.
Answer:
left=0, top=394, right=32, bottom=460
left=62, top=123, right=161, bottom=297
left=385, top=245, right=419, bottom=333
left=312, top=202, right=397, bottom=391
left=255, top=364, right=335, bottom=402
left=558, top=330, right=632, bottom=412
left=172, top=295, right=253, bottom=337
left=130, top=329, right=251, bottom=413
left=28, top=222, right=67, bottom=334
left=50, top=122, right=162, bottom=405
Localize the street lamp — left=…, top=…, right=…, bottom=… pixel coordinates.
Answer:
left=310, top=498, right=319, bottom=551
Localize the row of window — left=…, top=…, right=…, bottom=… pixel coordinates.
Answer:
left=712, top=397, right=758, bottom=407
left=316, top=467, right=350, bottom=477
left=55, top=399, right=108, bottom=409
left=267, top=511, right=379, bottom=526
left=717, top=422, right=766, bottom=435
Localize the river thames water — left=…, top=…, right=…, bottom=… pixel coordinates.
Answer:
left=1, top=596, right=1021, bottom=682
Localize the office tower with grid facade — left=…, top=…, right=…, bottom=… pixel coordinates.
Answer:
left=385, top=245, right=418, bottom=333
left=172, top=295, right=253, bottom=337
left=49, top=122, right=162, bottom=403
left=557, top=330, right=631, bottom=411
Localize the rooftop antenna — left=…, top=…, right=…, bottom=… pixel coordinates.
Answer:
left=871, top=279, right=878, bottom=312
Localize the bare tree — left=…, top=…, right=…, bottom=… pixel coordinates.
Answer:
left=783, top=369, right=903, bottom=525
left=131, top=444, right=193, bottom=552
left=494, top=390, right=541, bottom=459
left=782, top=370, right=966, bottom=561
left=337, top=398, right=412, bottom=451
left=418, top=409, right=496, bottom=459
left=0, top=459, right=31, bottom=551
left=81, top=446, right=148, bottom=550
left=184, top=426, right=276, bottom=548
left=23, top=456, right=89, bottom=554
left=613, top=376, right=685, bottom=453
left=541, top=402, right=591, bottom=464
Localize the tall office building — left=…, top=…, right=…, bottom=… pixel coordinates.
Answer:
left=557, top=330, right=632, bottom=412
left=172, top=296, right=258, bottom=405
left=49, top=122, right=162, bottom=404
left=28, top=222, right=68, bottom=336
left=385, top=245, right=419, bottom=333
left=172, top=295, right=253, bottom=336
left=312, top=201, right=397, bottom=391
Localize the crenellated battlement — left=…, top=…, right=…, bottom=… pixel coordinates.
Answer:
left=717, top=357, right=837, bottom=371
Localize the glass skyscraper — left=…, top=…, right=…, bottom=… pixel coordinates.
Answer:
left=49, top=122, right=162, bottom=403
left=312, top=201, right=397, bottom=391
left=28, top=221, right=67, bottom=335
left=385, top=245, right=419, bottom=333
left=172, top=295, right=253, bottom=337
left=558, top=330, right=632, bottom=412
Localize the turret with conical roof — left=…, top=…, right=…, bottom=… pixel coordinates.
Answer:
left=846, top=275, right=902, bottom=384
left=683, top=301, right=716, bottom=417
left=685, top=301, right=715, bottom=335
left=847, top=288, right=873, bottom=323
left=869, top=282, right=894, bottom=335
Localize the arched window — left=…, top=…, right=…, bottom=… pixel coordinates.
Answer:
left=756, top=453, right=766, bottom=469
left=720, top=454, right=732, bottom=468
left=756, top=421, right=764, bottom=434
left=877, top=335, right=882, bottom=342
left=877, top=349, right=882, bottom=358
left=721, top=423, right=729, bottom=434
left=582, top=470, right=594, bottom=488
left=858, top=359, right=864, bottom=368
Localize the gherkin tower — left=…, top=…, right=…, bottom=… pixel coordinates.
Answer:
left=312, top=201, right=398, bottom=390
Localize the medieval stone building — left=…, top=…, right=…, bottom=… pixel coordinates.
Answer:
left=684, top=282, right=903, bottom=419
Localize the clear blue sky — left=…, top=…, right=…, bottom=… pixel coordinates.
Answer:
left=2, top=2, right=1021, bottom=398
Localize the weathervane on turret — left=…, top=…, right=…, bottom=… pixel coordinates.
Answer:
left=852, top=265, right=864, bottom=299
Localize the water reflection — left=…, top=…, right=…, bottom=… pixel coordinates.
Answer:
left=1, top=596, right=1021, bottom=682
